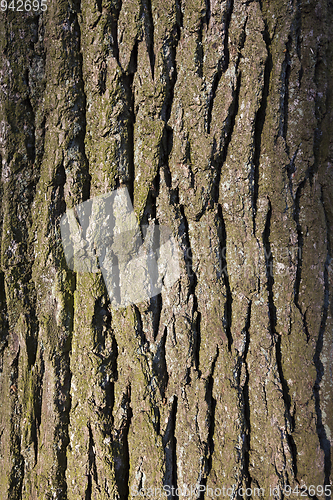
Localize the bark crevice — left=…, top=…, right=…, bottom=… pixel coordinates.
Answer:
left=205, top=0, right=233, bottom=135
left=163, top=395, right=178, bottom=498
left=142, top=0, right=155, bottom=80
left=313, top=188, right=332, bottom=488
left=253, top=16, right=272, bottom=235
left=203, top=348, right=219, bottom=485
left=279, top=34, right=292, bottom=141
left=8, top=351, right=24, bottom=500
left=263, top=198, right=298, bottom=478
left=113, top=383, right=132, bottom=500
left=293, top=178, right=308, bottom=340
left=219, top=205, right=233, bottom=351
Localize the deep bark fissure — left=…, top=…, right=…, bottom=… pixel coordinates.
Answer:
left=195, top=13, right=205, bottom=79
left=151, top=293, right=163, bottom=342
left=313, top=15, right=329, bottom=175
left=119, top=68, right=136, bottom=197
left=157, top=13, right=181, bottom=211
left=23, top=93, right=36, bottom=166
left=57, top=8, right=89, bottom=493
left=160, top=39, right=179, bottom=123
left=92, top=294, right=115, bottom=427
left=163, top=395, right=178, bottom=498
left=214, top=70, right=242, bottom=204
left=204, top=0, right=211, bottom=27
left=28, top=7, right=87, bottom=495
left=110, top=0, right=122, bottom=62
left=253, top=17, right=272, bottom=235
left=2, top=10, right=48, bottom=495
left=68, top=6, right=91, bottom=202
left=191, top=306, right=200, bottom=375
left=32, top=12, right=47, bottom=166
left=133, top=305, right=163, bottom=436
left=313, top=251, right=332, bottom=490
left=175, top=0, right=183, bottom=34
left=0, top=273, right=9, bottom=372
left=85, top=423, right=99, bottom=500
left=113, top=383, right=132, bottom=500
left=95, top=0, right=102, bottom=13
left=241, top=301, right=252, bottom=492
left=179, top=205, right=197, bottom=294
left=142, top=0, right=155, bottom=80
left=222, top=0, right=233, bottom=72
left=85, top=468, right=92, bottom=500
left=202, top=348, right=219, bottom=496
left=153, top=326, right=169, bottom=399
left=53, top=347, right=72, bottom=498
left=24, top=277, right=40, bottom=368
left=287, top=145, right=300, bottom=199
left=139, top=161, right=159, bottom=226
left=293, top=178, right=308, bottom=341
left=85, top=427, right=94, bottom=500
left=206, top=71, right=221, bottom=136
left=134, top=303, right=151, bottom=349
left=294, top=0, right=302, bottom=66
left=33, top=348, right=45, bottom=465
left=98, top=59, right=107, bottom=95
left=232, top=300, right=252, bottom=493
left=313, top=189, right=332, bottom=489
left=279, top=35, right=292, bottom=142
left=275, top=334, right=298, bottom=478
left=263, top=198, right=298, bottom=478
left=219, top=205, right=233, bottom=351
left=8, top=351, right=24, bottom=500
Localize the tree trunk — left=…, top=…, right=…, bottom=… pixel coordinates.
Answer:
left=0, top=0, right=332, bottom=498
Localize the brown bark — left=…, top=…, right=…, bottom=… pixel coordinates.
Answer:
left=0, top=0, right=332, bottom=498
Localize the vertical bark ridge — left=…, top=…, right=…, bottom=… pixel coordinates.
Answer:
left=67, top=1, right=127, bottom=496
left=292, top=179, right=309, bottom=341
left=257, top=0, right=331, bottom=489
left=252, top=11, right=272, bottom=236
left=313, top=189, right=331, bottom=487
left=0, top=273, right=9, bottom=373
left=0, top=7, right=48, bottom=499
left=29, top=1, right=89, bottom=497
left=237, top=300, right=252, bottom=491
left=314, top=0, right=333, bottom=480
left=220, top=208, right=233, bottom=351
left=142, top=0, right=155, bottom=79
left=279, top=34, right=292, bottom=141
left=162, top=394, right=178, bottom=497
left=0, top=0, right=332, bottom=497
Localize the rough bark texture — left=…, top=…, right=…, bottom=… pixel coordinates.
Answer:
left=0, top=0, right=332, bottom=498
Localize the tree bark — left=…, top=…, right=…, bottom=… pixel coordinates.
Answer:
left=0, top=0, right=332, bottom=498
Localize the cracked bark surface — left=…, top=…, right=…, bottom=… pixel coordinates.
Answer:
left=0, top=0, right=332, bottom=498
